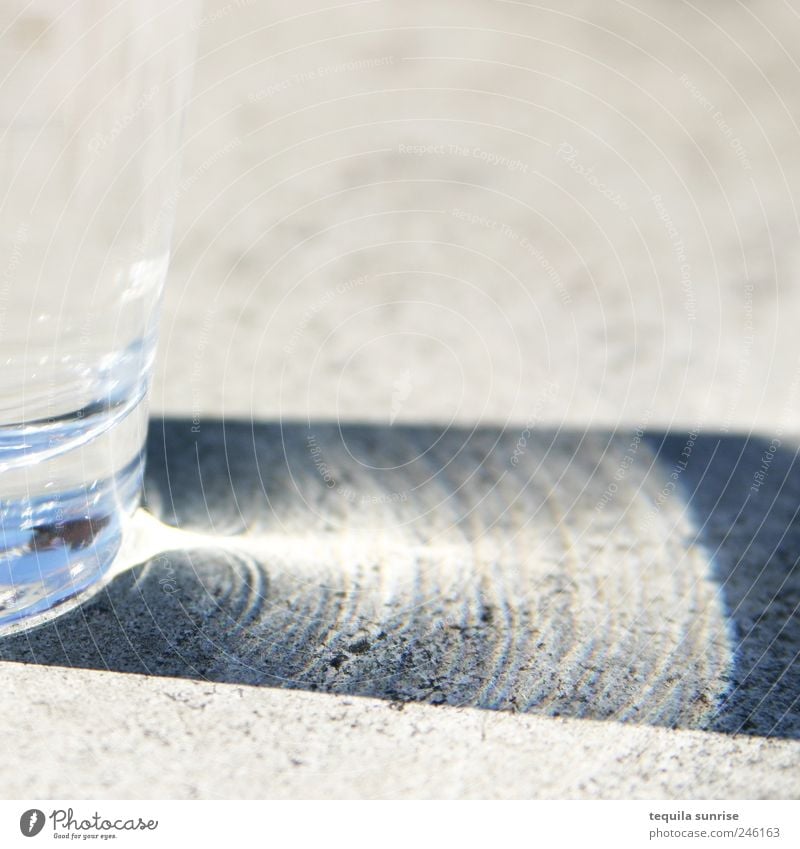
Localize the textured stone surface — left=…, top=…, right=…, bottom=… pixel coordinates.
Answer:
left=2, top=0, right=800, bottom=798
left=3, top=425, right=799, bottom=743
left=2, top=663, right=799, bottom=799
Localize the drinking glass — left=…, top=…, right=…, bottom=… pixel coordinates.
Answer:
left=0, top=0, right=197, bottom=632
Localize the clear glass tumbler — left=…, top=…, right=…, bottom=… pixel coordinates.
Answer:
left=0, top=1, right=197, bottom=632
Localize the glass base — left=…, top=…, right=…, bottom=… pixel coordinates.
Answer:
left=0, top=456, right=143, bottom=636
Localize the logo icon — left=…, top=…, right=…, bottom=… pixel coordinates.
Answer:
left=19, top=809, right=45, bottom=837
left=389, top=369, right=413, bottom=425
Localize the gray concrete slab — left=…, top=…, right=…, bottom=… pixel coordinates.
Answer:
left=3, top=0, right=800, bottom=798
left=3, top=663, right=799, bottom=799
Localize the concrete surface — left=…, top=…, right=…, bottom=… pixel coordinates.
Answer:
left=3, top=425, right=800, bottom=743
left=3, top=663, right=800, bottom=799
left=3, top=0, right=800, bottom=798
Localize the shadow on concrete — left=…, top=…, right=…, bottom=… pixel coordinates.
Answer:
left=650, top=431, right=800, bottom=738
left=2, top=418, right=798, bottom=738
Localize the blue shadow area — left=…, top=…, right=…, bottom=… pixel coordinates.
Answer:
left=1, top=419, right=797, bottom=739
left=648, top=432, right=800, bottom=738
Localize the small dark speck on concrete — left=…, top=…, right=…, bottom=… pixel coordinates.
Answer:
left=330, top=653, right=348, bottom=670
left=348, top=638, right=371, bottom=654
